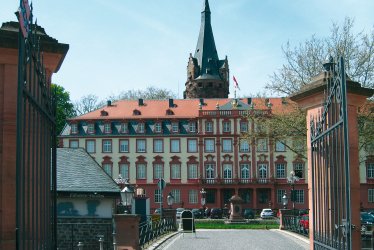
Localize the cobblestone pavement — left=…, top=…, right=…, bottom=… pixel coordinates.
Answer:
left=155, top=229, right=309, bottom=250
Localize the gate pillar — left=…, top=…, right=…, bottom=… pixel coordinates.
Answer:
left=291, top=71, right=373, bottom=249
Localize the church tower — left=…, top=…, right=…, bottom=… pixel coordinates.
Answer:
left=184, top=0, right=229, bottom=99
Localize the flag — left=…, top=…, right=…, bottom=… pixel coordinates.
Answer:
left=233, top=76, right=240, bottom=90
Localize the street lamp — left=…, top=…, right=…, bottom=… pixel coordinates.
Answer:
left=120, top=180, right=134, bottom=214
left=200, top=188, right=207, bottom=216
left=282, top=192, right=288, bottom=209
left=167, top=192, right=174, bottom=208
left=287, top=170, right=299, bottom=215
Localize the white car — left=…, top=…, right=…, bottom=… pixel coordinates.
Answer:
left=260, top=208, right=273, bottom=219
left=176, top=208, right=184, bottom=219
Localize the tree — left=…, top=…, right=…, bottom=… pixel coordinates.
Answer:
left=266, top=17, right=374, bottom=95
left=74, top=94, right=102, bottom=116
left=51, top=84, right=76, bottom=137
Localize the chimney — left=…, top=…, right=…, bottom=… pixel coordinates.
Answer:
left=138, top=98, right=144, bottom=106
left=199, top=98, right=204, bottom=106
left=247, top=98, right=252, bottom=105
left=169, top=99, right=174, bottom=108
left=107, top=100, right=112, bottom=106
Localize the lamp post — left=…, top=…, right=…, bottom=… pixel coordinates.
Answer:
left=120, top=180, right=134, bottom=214
left=287, top=170, right=299, bottom=215
left=282, top=192, right=288, bottom=209
left=167, top=192, right=174, bottom=209
left=200, top=188, right=206, bottom=216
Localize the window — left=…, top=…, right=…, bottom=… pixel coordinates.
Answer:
left=276, top=163, right=286, bottom=178
left=119, top=164, right=129, bottom=179
left=171, top=122, right=179, bottom=133
left=120, top=122, right=128, bottom=134
left=204, top=139, right=215, bottom=152
left=154, top=164, right=163, bottom=179
left=206, top=189, right=215, bottom=204
left=293, top=163, right=304, bottom=179
left=239, top=189, right=250, bottom=203
left=239, top=140, right=250, bottom=152
left=104, top=123, right=111, bottom=133
left=136, top=139, right=146, bottom=153
left=258, top=164, right=268, bottom=179
left=102, top=140, right=112, bottom=153
left=170, top=139, right=180, bottom=153
left=171, top=164, right=181, bottom=179
left=86, top=140, right=95, bottom=153
left=205, top=164, right=215, bottom=179
left=295, top=190, right=304, bottom=203
left=223, top=164, right=232, bottom=179
left=154, top=122, right=162, bottom=133
left=171, top=189, right=181, bottom=203
left=137, top=123, right=145, bottom=133
left=154, top=189, right=161, bottom=203
left=69, top=140, right=79, bottom=148
left=187, top=139, right=198, bottom=153
left=102, top=163, right=112, bottom=177
left=153, top=139, right=163, bottom=153
left=367, top=163, right=374, bottom=178
left=240, top=122, right=248, bottom=133
left=71, top=123, right=78, bottom=134
left=87, top=123, right=95, bottom=134
left=137, top=164, right=146, bottom=179
left=223, top=121, right=231, bottom=132
left=189, top=190, right=198, bottom=204
left=275, top=140, right=286, bottom=152
left=240, top=164, right=250, bottom=179
left=119, top=140, right=129, bottom=153
left=189, top=122, right=196, bottom=133
left=369, top=189, right=374, bottom=203
left=257, top=138, right=268, bottom=152
left=222, top=139, right=232, bottom=152
left=188, top=164, right=198, bottom=179
left=205, top=121, right=213, bottom=133
left=277, top=189, right=286, bottom=204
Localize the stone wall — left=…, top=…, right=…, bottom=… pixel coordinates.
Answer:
left=57, top=218, right=113, bottom=250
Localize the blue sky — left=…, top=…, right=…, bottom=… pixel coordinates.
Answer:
left=1, top=0, right=373, bottom=101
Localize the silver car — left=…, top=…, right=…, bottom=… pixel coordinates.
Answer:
left=260, top=208, right=273, bottom=219
left=176, top=208, right=184, bottom=219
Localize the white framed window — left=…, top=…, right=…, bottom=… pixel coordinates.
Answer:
left=277, top=189, right=286, bottom=204
left=257, top=138, right=268, bottom=152
left=369, top=189, right=374, bottom=203
left=104, top=123, right=111, bottom=133
left=223, top=164, right=232, bottom=179
left=189, top=122, right=196, bottom=133
left=205, top=164, right=215, bottom=179
left=102, top=163, right=112, bottom=177
left=189, top=190, right=198, bottom=204
left=171, top=189, right=181, bottom=203
left=275, top=140, right=286, bottom=152
left=239, top=140, right=250, bottom=152
left=187, top=139, right=198, bottom=153
left=223, top=121, right=231, bottom=132
left=119, top=140, right=129, bottom=153
left=276, top=163, right=286, bottom=178
left=240, top=122, right=248, bottom=133
left=121, top=122, right=128, bottom=133
left=367, top=163, right=374, bottom=178
left=171, top=122, right=179, bottom=133
left=258, top=164, right=268, bottom=179
left=295, top=190, right=304, bottom=203
left=188, top=164, right=198, bottom=179
left=170, top=139, right=180, bottom=153
left=154, top=122, right=162, bottom=133
left=69, top=140, right=79, bottom=148
left=154, top=164, right=163, bottom=179
left=154, top=189, right=161, bottom=203
left=204, top=139, right=215, bottom=152
left=205, top=121, right=213, bottom=132
left=119, top=164, right=129, bottom=179
left=293, top=163, right=304, bottom=179
left=71, top=123, right=78, bottom=134
left=102, top=140, right=112, bottom=153
left=222, top=139, right=232, bottom=152
left=171, top=164, right=181, bottom=179
left=136, top=139, right=146, bottom=153
left=86, top=140, right=95, bottom=153
left=87, top=123, right=95, bottom=134
left=240, top=164, right=250, bottom=179
left=153, top=139, right=163, bottom=153
left=137, top=164, right=146, bottom=179
left=137, top=123, right=145, bottom=133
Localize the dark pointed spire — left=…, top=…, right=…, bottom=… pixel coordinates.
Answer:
left=194, top=0, right=219, bottom=77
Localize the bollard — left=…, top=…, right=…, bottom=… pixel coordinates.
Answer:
left=99, top=237, right=104, bottom=250
left=112, top=232, right=117, bottom=250
left=77, top=242, right=84, bottom=250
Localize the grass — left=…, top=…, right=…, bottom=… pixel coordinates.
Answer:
left=194, top=219, right=279, bottom=230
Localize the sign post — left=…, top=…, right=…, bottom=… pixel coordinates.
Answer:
left=157, top=178, right=166, bottom=218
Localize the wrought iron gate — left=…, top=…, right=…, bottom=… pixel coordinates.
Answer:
left=16, top=2, right=57, bottom=249
left=310, top=57, right=351, bottom=249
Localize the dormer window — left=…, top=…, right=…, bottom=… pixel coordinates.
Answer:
left=189, top=122, right=196, bottom=133
left=87, top=123, right=95, bottom=134
left=71, top=123, right=78, bottom=134
left=121, top=122, right=128, bottom=134
left=104, top=123, right=111, bottom=134
left=133, top=109, right=141, bottom=115
left=166, top=109, right=174, bottom=115
left=154, top=122, right=162, bottom=133
left=171, top=122, right=179, bottom=133
left=137, top=123, right=145, bottom=133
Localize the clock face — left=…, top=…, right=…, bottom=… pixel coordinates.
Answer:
left=235, top=205, right=240, bottom=213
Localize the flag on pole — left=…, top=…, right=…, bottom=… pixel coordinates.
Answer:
left=233, top=76, right=240, bottom=90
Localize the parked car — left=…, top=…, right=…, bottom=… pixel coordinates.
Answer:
left=176, top=208, right=184, bottom=219
left=299, top=214, right=309, bottom=233
left=192, top=208, right=204, bottom=219
left=360, top=212, right=374, bottom=237
left=154, top=208, right=161, bottom=214
left=210, top=208, right=223, bottom=219
left=205, top=208, right=211, bottom=217
left=260, top=208, right=273, bottom=219
left=243, top=208, right=255, bottom=219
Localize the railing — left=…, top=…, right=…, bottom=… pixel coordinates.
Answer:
left=199, top=109, right=272, bottom=117
left=139, top=216, right=176, bottom=248
left=283, top=215, right=309, bottom=237
left=200, top=178, right=273, bottom=185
